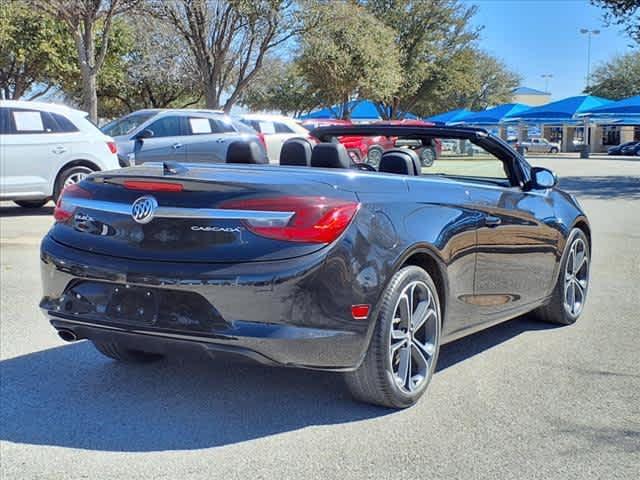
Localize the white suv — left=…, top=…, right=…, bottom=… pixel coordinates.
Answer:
left=0, top=100, right=119, bottom=208
left=238, top=114, right=312, bottom=162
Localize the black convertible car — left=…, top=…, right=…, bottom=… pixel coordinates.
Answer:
left=40, top=125, right=590, bottom=408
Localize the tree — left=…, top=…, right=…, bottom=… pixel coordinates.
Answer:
left=414, top=48, right=520, bottom=117
left=239, top=58, right=320, bottom=116
left=297, top=1, right=402, bottom=120
left=0, top=1, right=75, bottom=100
left=98, top=15, right=202, bottom=116
left=151, top=0, right=300, bottom=112
left=34, top=0, right=140, bottom=122
left=592, top=0, right=640, bottom=44
left=585, top=51, right=640, bottom=99
left=362, top=0, right=480, bottom=119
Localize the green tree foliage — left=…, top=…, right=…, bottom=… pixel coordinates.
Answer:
left=240, top=58, right=320, bottom=116
left=415, top=48, right=521, bottom=117
left=96, top=16, right=202, bottom=117
left=34, top=0, right=141, bottom=121
left=585, top=51, right=640, bottom=99
left=0, top=1, right=75, bottom=100
left=362, top=0, right=480, bottom=118
left=297, top=1, right=402, bottom=119
left=57, top=19, right=136, bottom=119
left=592, top=0, right=640, bottom=44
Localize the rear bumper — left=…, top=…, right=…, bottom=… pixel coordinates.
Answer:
left=40, top=234, right=377, bottom=370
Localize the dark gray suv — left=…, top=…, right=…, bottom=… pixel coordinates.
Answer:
left=101, top=109, right=262, bottom=166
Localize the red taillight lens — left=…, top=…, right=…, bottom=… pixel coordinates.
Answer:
left=123, top=180, right=183, bottom=192
left=53, top=183, right=92, bottom=222
left=107, top=141, right=117, bottom=154
left=220, top=196, right=360, bottom=243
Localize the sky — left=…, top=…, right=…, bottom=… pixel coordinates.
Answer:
left=465, top=0, right=636, bottom=100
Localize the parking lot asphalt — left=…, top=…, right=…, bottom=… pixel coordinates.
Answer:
left=1, top=157, right=639, bottom=479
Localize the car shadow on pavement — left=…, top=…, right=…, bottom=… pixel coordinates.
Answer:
left=0, top=315, right=555, bottom=452
left=0, top=205, right=53, bottom=217
left=558, top=176, right=640, bottom=200
left=436, top=314, right=558, bottom=372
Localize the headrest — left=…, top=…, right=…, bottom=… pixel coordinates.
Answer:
left=310, top=143, right=352, bottom=169
left=280, top=138, right=313, bottom=166
left=226, top=140, right=268, bottom=164
left=378, top=149, right=420, bottom=176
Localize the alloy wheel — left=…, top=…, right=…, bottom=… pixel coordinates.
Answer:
left=367, top=148, right=383, bottom=167
left=563, top=237, right=589, bottom=317
left=420, top=148, right=435, bottom=167
left=389, top=280, right=439, bottom=394
left=63, top=171, right=89, bottom=187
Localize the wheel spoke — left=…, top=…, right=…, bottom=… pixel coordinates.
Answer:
left=397, top=345, right=411, bottom=389
left=412, top=342, right=430, bottom=372
left=566, top=281, right=575, bottom=312
left=408, top=283, right=416, bottom=317
left=413, top=339, right=435, bottom=358
left=574, top=279, right=585, bottom=303
left=398, top=294, right=410, bottom=324
left=573, top=249, right=586, bottom=275
left=567, top=247, right=575, bottom=274
left=390, top=337, right=407, bottom=355
left=411, top=299, right=430, bottom=332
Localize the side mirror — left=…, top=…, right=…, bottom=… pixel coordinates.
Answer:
left=531, top=166, right=558, bottom=189
left=135, top=128, right=154, bottom=140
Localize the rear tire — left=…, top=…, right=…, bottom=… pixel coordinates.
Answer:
left=344, top=266, right=441, bottom=408
left=550, top=147, right=559, bottom=154
left=14, top=199, right=48, bottom=208
left=533, top=228, right=590, bottom=325
left=53, top=165, right=95, bottom=202
left=92, top=340, right=164, bottom=363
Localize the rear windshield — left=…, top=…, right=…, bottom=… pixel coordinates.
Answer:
left=102, top=112, right=156, bottom=137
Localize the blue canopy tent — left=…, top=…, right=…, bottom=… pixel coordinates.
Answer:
left=504, top=95, right=612, bottom=125
left=298, top=100, right=418, bottom=121
left=576, top=95, right=640, bottom=120
left=424, top=108, right=473, bottom=125
left=450, top=103, right=529, bottom=125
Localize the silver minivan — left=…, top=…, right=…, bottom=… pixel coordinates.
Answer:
left=102, top=109, right=262, bottom=166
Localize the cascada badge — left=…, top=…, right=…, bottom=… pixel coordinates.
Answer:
left=191, top=225, right=242, bottom=233
left=131, top=196, right=158, bottom=224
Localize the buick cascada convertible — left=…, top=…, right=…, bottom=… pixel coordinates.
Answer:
left=40, top=125, right=590, bottom=408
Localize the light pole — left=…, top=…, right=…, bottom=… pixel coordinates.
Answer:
left=580, top=28, right=600, bottom=89
left=541, top=74, right=553, bottom=93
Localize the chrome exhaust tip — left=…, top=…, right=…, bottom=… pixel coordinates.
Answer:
left=57, top=329, right=78, bottom=342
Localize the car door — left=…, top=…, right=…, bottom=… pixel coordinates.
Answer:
left=132, top=115, right=187, bottom=164
left=418, top=135, right=560, bottom=331
left=0, top=107, right=75, bottom=198
left=183, top=115, right=236, bottom=163
left=469, top=184, right=560, bottom=318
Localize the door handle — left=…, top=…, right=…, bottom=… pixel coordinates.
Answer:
left=216, top=138, right=226, bottom=143
left=484, top=215, right=502, bottom=227
left=172, top=143, right=183, bottom=149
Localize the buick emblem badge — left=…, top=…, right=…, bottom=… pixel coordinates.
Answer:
left=131, top=196, right=158, bottom=224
